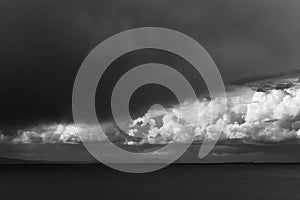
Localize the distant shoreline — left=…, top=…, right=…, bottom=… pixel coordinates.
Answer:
left=1, top=162, right=300, bottom=168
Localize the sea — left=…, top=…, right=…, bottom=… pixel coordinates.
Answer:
left=0, top=164, right=300, bottom=200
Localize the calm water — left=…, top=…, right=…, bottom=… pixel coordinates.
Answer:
left=1, top=164, right=300, bottom=200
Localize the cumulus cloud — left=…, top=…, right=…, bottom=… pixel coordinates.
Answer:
left=3, top=79, right=300, bottom=145
left=0, top=131, right=7, bottom=142
left=9, top=123, right=112, bottom=144
left=129, top=84, right=300, bottom=144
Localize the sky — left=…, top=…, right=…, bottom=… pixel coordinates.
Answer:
left=1, top=0, right=300, bottom=128
left=0, top=0, right=300, bottom=162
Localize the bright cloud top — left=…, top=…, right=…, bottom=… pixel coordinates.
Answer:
left=129, top=85, right=300, bottom=144
left=0, top=124, right=109, bottom=144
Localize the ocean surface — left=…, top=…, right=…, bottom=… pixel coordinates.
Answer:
left=1, top=164, right=300, bottom=200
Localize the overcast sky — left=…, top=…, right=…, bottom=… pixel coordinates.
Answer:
left=1, top=0, right=300, bottom=131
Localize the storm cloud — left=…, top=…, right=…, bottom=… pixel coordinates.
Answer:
left=0, top=0, right=300, bottom=132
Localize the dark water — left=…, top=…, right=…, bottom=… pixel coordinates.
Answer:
left=1, top=164, right=300, bottom=200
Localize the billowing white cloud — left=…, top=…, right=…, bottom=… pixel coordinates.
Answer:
left=10, top=123, right=109, bottom=144
left=0, top=131, right=6, bottom=142
left=129, top=85, right=300, bottom=144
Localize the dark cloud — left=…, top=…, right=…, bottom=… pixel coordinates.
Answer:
left=0, top=0, right=300, bottom=130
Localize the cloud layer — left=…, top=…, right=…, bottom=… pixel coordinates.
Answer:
left=0, top=124, right=108, bottom=144
left=1, top=78, right=300, bottom=145
left=129, top=83, right=300, bottom=144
